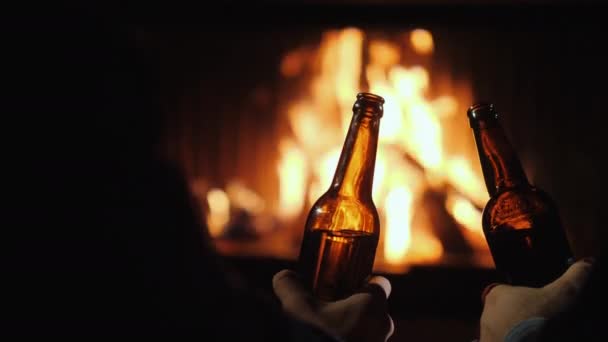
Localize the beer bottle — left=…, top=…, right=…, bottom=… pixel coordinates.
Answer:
left=468, top=103, right=573, bottom=287
left=298, top=92, right=383, bottom=301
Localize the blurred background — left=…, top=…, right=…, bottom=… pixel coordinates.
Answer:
left=13, top=0, right=604, bottom=340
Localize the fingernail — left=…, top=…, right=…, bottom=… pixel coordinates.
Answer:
left=481, top=283, right=500, bottom=304
left=385, top=314, right=395, bottom=341
left=369, top=275, right=392, bottom=298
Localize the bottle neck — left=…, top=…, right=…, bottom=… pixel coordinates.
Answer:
left=330, top=111, right=380, bottom=200
left=472, top=121, right=529, bottom=196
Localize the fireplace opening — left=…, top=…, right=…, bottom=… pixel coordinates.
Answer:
left=183, top=26, right=494, bottom=274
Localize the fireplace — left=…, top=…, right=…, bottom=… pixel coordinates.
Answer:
left=139, top=1, right=603, bottom=340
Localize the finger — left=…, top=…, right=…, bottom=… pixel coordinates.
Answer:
left=480, top=283, right=510, bottom=306
left=480, top=282, right=502, bottom=304
left=272, top=269, right=314, bottom=309
left=368, top=275, right=392, bottom=299
left=544, top=259, right=594, bottom=299
left=385, top=314, right=395, bottom=341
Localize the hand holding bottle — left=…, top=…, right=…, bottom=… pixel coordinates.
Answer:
left=273, top=269, right=394, bottom=342
left=298, top=93, right=384, bottom=301
left=479, top=259, right=594, bottom=342
left=468, top=103, right=573, bottom=287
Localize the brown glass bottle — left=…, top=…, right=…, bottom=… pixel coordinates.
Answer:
left=298, top=92, right=383, bottom=301
left=468, top=103, right=573, bottom=287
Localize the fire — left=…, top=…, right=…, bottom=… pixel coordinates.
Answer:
left=447, top=193, right=483, bottom=233
left=206, top=188, right=230, bottom=238
left=308, top=147, right=341, bottom=205
left=277, top=139, right=308, bottom=220
left=446, top=191, right=489, bottom=252
left=226, top=180, right=266, bottom=216
left=410, top=29, right=434, bottom=55
left=406, top=102, right=443, bottom=172
left=384, top=186, right=413, bottom=263
left=206, top=27, right=492, bottom=271
left=446, top=157, right=489, bottom=207
left=274, top=27, right=489, bottom=271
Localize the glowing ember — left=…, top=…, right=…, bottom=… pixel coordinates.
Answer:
left=410, top=29, right=434, bottom=55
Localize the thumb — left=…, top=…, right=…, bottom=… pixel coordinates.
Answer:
left=272, top=269, right=315, bottom=310
left=367, top=275, right=392, bottom=299
left=543, top=259, right=594, bottom=305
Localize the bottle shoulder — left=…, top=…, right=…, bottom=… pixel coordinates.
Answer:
left=305, top=192, right=380, bottom=234
left=482, top=186, right=561, bottom=232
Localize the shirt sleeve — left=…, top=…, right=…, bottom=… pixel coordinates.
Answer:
left=504, top=317, right=548, bottom=342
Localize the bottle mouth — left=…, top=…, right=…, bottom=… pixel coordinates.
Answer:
left=354, top=92, right=384, bottom=118
left=357, top=92, right=385, bottom=104
left=467, top=102, right=499, bottom=121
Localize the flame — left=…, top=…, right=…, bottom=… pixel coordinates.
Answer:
left=372, top=150, right=387, bottom=201
left=390, top=65, right=429, bottom=101
left=410, top=29, right=434, bottom=55
left=447, top=193, right=483, bottom=233
left=375, top=86, right=404, bottom=143
left=288, top=103, right=339, bottom=156
left=226, top=180, right=266, bottom=215
left=277, top=139, right=308, bottom=220
left=446, top=191, right=488, bottom=252
left=406, top=102, right=443, bottom=172
left=369, top=40, right=400, bottom=67
left=367, top=62, right=443, bottom=173
left=433, top=96, right=458, bottom=118
left=308, top=147, right=341, bottom=205
left=311, top=28, right=364, bottom=134
left=206, top=188, right=230, bottom=237
left=407, top=229, right=444, bottom=264
left=446, top=157, right=489, bottom=207
left=384, top=186, right=413, bottom=263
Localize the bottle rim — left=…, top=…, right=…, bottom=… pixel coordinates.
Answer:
left=357, top=92, right=385, bottom=104
left=468, top=102, right=499, bottom=121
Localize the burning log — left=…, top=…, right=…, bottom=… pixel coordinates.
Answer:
left=416, top=187, right=474, bottom=258
left=387, top=143, right=484, bottom=211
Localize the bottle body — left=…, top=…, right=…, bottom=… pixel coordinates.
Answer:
left=482, top=186, right=573, bottom=287
left=299, top=194, right=380, bottom=301
left=469, top=103, right=573, bottom=287
left=298, top=92, right=383, bottom=301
